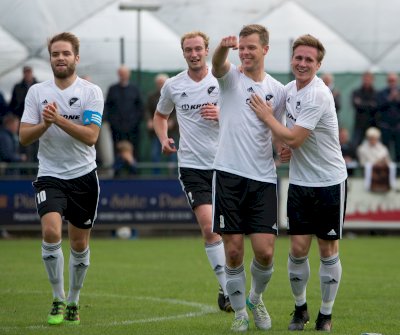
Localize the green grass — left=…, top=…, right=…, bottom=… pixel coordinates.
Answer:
left=0, top=235, right=399, bottom=334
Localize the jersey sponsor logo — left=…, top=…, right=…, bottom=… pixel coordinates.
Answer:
left=41, top=99, right=48, bottom=105
left=181, top=102, right=217, bottom=111
left=62, top=114, right=81, bottom=120
left=207, top=86, right=219, bottom=97
left=69, top=97, right=81, bottom=108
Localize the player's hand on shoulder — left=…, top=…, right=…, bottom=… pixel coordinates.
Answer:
left=248, top=94, right=273, bottom=122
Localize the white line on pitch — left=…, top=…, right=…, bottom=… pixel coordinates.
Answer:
left=0, top=291, right=218, bottom=331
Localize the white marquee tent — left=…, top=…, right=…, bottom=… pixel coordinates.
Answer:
left=0, top=0, right=399, bottom=99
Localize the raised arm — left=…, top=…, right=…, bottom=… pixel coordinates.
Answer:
left=212, top=36, right=238, bottom=78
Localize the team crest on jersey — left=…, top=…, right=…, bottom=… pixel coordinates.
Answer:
left=207, top=86, right=219, bottom=97
left=69, top=97, right=81, bottom=108
left=296, top=101, right=301, bottom=110
left=266, top=94, right=273, bottom=101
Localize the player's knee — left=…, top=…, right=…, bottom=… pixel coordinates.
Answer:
left=254, top=251, right=274, bottom=266
left=225, top=248, right=244, bottom=267
left=42, top=226, right=61, bottom=243
left=70, top=239, right=88, bottom=252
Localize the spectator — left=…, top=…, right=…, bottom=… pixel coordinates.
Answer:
left=9, top=66, right=38, bottom=119
left=351, top=71, right=378, bottom=147
left=377, top=72, right=400, bottom=162
left=0, top=90, right=9, bottom=123
left=0, top=113, right=27, bottom=167
left=104, top=65, right=144, bottom=160
left=113, top=140, right=137, bottom=177
left=9, top=66, right=40, bottom=163
left=357, top=127, right=396, bottom=192
left=146, top=73, right=178, bottom=175
left=339, top=127, right=358, bottom=175
left=82, top=74, right=114, bottom=176
left=322, top=73, right=341, bottom=112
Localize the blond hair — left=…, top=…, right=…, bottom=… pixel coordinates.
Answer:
left=180, top=31, right=210, bottom=50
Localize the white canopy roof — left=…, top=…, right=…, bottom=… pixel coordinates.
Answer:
left=0, top=0, right=399, bottom=98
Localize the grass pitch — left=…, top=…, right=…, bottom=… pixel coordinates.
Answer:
left=0, top=235, right=398, bottom=334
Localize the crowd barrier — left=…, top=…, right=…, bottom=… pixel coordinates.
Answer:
left=0, top=164, right=399, bottom=231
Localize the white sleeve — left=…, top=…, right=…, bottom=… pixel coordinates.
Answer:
left=156, top=80, right=175, bottom=116
left=273, top=85, right=286, bottom=125
left=20, top=86, right=40, bottom=124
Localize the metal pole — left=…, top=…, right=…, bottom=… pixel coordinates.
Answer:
left=120, top=36, right=125, bottom=65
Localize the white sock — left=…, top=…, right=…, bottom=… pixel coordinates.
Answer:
left=288, top=254, right=310, bottom=306
left=319, top=253, right=342, bottom=315
left=67, top=247, right=90, bottom=304
left=225, top=264, right=247, bottom=318
left=205, top=240, right=228, bottom=295
left=42, top=240, right=65, bottom=300
left=249, top=258, right=273, bottom=304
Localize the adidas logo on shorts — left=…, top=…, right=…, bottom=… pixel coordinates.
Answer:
left=327, top=229, right=337, bottom=236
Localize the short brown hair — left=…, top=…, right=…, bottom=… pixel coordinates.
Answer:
left=292, top=34, right=325, bottom=62
left=180, top=31, right=209, bottom=50
left=48, top=32, right=80, bottom=56
left=239, top=24, right=269, bottom=46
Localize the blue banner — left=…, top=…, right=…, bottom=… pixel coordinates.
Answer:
left=0, top=179, right=196, bottom=226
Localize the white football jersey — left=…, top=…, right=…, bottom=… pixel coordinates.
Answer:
left=22, top=77, right=104, bottom=179
left=156, top=68, right=219, bottom=169
left=213, top=65, right=286, bottom=183
left=285, top=76, right=347, bottom=186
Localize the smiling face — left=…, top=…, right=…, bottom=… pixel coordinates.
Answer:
left=291, top=45, right=321, bottom=90
left=182, top=35, right=208, bottom=73
left=239, top=33, right=269, bottom=74
left=50, top=40, right=79, bottom=79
